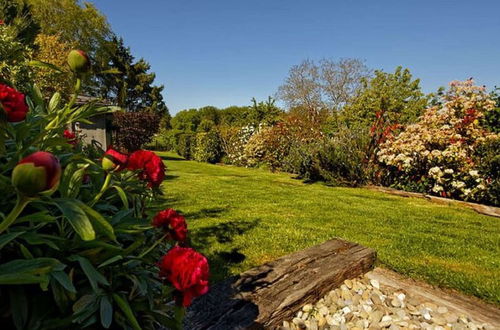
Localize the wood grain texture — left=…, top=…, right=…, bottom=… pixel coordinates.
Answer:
left=184, top=239, right=376, bottom=329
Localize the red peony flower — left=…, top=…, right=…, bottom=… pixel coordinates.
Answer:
left=0, top=84, right=29, bottom=122
left=152, top=208, right=187, bottom=242
left=158, top=246, right=209, bottom=307
left=12, top=151, right=61, bottom=197
left=127, top=150, right=165, bottom=187
left=102, top=147, right=128, bottom=172
left=63, top=129, right=77, bottom=146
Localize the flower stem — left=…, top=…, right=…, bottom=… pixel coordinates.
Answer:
left=67, top=78, right=82, bottom=110
left=0, top=195, right=30, bottom=235
left=173, top=305, right=185, bottom=330
left=90, top=172, right=112, bottom=207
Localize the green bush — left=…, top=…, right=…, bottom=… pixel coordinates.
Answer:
left=315, top=127, right=370, bottom=186
left=193, top=131, right=222, bottom=163
left=148, top=129, right=180, bottom=151
left=176, top=133, right=195, bottom=159
left=475, top=138, right=500, bottom=205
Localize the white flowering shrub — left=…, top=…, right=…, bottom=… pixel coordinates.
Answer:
left=377, top=80, right=500, bottom=205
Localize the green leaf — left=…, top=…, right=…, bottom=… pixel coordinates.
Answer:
left=59, top=163, right=89, bottom=198
left=72, top=294, right=95, bottom=314
left=16, top=211, right=55, bottom=224
left=28, top=60, right=64, bottom=73
left=111, top=185, right=129, bottom=209
left=0, top=258, right=64, bottom=287
left=111, top=209, right=134, bottom=225
left=100, top=296, right=113, bottom=328
left=30, top=84, right=45, bottom=109
left=48, top=92, right=61, bottom=112
left=20, top=232, right=60, bottom=250
left=51, top=278, right=71, bottom=311
left=74, top=201, right=115, bottom=240
left=98, top=255, right=123, bottom=268
left=51, top=271, right=76, bottom=293
left=19, top=243, right=34, bottom=259
left=54, top=199, right=95, bottom=241
left=9, top=287, right=28, bottom=330
left=69, top=255, right=109, bottom=291
left=112, top=293, right=141, bottom=330
left=0, top=231, right=24, bottom=249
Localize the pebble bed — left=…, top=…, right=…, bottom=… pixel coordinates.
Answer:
left=280, top=275, right=492, bottom=330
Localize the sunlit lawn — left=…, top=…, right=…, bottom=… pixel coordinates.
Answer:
left=154, top=152, right=500, bottom=304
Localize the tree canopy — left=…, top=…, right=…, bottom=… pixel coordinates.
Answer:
left=342, top=66, right=428, bottom=128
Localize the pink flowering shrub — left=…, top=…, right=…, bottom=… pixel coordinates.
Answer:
left=377, top=80, right=499, bottom=205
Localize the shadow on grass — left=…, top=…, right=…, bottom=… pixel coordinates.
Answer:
left=184, top=207, right=228, bottom=220
left=164, top=174, right=179, bottom=181
left=191, top=219, right=260, bottom=282
left=158, top=154, right=185, bottom=161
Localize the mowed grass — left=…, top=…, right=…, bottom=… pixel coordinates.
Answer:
left=155, top=152, right=500, bottom=304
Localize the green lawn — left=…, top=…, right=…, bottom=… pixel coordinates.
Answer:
left=155, top=152, right=500, bottom=304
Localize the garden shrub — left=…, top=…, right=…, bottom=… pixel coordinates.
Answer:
left=0, top=50, right=209, bottom=329
left=176, top=132, right=196, bottom=159
left=148, top=128, right=180, bottom=151
left=220, top=124, right=257, bottom=166
left=193, top=131, right=222, bottom=163
left=315, top=127, right=371, bottom=186
left=0, top=23, right=32, bottom=92
left=244, top=115, right=323, bottom=172
left=377, top=80, right=500, bottom=205
left=112, top=111, right=160, bottom=152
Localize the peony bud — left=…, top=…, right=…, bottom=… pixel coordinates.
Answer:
left=67, top=50, right=91, bottom=74
left=12, top=151, right=61, bottom=197
left=102, top=148, right=128, bottom=172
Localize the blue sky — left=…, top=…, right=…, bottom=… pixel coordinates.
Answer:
left=91, top=0, right=500, bottom=114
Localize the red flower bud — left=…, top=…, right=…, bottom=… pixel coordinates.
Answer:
left=67, top=50, right=91, bottom=74
left=158, top=246, right=209, bottom=307
left=127, top=150, right=165, bottom=187
left=12, top=151, right=61, bottom=197
left=102, top=147, right=128, bottom=172
left=63, top=129, right=77, bottom=146
left=0, top=84, right=29, bottom=122
left=152, top=209, right=187, bottom=242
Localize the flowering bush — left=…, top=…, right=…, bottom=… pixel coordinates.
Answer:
left=193, top=131, right=222, bottom=164
left=0, top=51, right=208, bottom=329
left=243, top=115, right=323, bottom=172
left=377, top=80, right=500, bottom=205
left=224, top=124, right=259, bottom=165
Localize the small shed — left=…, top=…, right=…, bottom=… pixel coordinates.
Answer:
left=72, top=96, right=117, bottom=151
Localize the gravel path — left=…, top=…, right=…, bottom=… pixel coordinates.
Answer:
left=280, top=275, right=493, bottom=330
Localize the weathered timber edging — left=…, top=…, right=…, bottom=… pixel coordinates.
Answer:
left=364, top=185, right=500, bottom=218
left=184, top=239, right=376, bottom=329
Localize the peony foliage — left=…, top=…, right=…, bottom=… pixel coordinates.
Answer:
left=0, top=50, right=208, bottom=329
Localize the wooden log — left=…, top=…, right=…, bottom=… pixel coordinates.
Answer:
left=184, top=239, right=376, bottom=329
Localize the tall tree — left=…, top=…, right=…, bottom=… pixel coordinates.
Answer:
left=277, top=59, right=323, bottom=116
left=32, top=33, right=74, bottom=99
left=320, top=58, right=371, bottom=110
left=26, top=0, right=110, bottom=55
left=95, top=37, right=169, bottom=115
left=277, top=58, right=371, bottom=116
left=342, top=66, right=428, bottom=128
